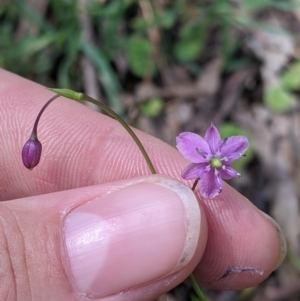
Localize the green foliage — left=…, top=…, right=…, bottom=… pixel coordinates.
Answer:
left=0, top=0, right=271, bottom=83
left=139, top=97, right=164, bottom=117
left=219, top=123, right=254, bottom=171
left=88, top=0, right=127, bottom=59
left=81, top=43, right=122, bottom=114
left=281, top=60, right=300, bottom=91
left=131, top=6, right=178, bottom=32
left=287, top=249, right=300, bottom=274
left=173, top=0, right=235, bottom=63
left=127, top=36, right=156, bottom=78
left=174, top=22, right=206, bottom=62
left=242, top=0, right=300, bottom=11
left=264, top=85, right=293, bottom=113
left=1, top=0, right=298, bottom=114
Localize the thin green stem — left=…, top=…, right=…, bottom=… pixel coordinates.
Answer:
left=82, top=94, right=156, bottom=175
left=47, top=88, right=156, bottom=175
left=189, top=179, right=209, bottom=301
left=189, top=274, right=209, bottom=301
left=31, top=94, right=60, bottom=139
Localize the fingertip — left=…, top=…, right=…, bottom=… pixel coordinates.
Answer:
left=259, top=211, right=287, bottom=269
left=193, top=183, right=285, bottom=290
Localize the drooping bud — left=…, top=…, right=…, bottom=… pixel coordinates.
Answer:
left=22, top=135, right=42, bottom=170
left=21, top=94, right=60, bottom=170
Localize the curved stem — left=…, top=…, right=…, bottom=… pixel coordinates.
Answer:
left=31, top=94, right=60, bottom=139
left=82, top=94, right=156, bottom=175
left=189, top=274, right=209, bottom=301
left=47, top=88, right=156, bottom=175
left=192, top=179, right=199, bottom=191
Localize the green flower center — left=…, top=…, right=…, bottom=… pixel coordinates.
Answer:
left=210, top=157, right=222, bottom=168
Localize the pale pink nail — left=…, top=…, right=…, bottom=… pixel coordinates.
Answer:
left=63, top=177, right=200, bottom=298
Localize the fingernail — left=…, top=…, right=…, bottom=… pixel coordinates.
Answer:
left=62, top=177, right=201, bottom=298
left=261, top=211, right=287, bottom=269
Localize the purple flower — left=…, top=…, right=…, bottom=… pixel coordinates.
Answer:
left=176, top=124, right=249, bottom=199
left=22, top=136, right=42, bottom=170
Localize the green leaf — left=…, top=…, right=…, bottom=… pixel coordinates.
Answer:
left=287, top=249, right=300, bottom=274
left=130, top=16, right=148, bottom=32
left=81, top=42, right=123, bottom=116
left=127, top=36, right=156, bottom=78
left=174, top=22, right=206, bottom=62
left=131, top=9, right=177, bottom=32
left=139, top=97, right=164, bottom=117
left=242, top=0, right=300, bottom=11
left=241, top=0, right=272, bottom=11
left=20, top=35, right=55, bottom=58
left=264, top=85, right=293, bottom=113
left=219, top=123, right=254, bottom=171
left=156, top=10, right=178, bottom=29
left=174, top=39, right=203, bottom=62
left=281, top=60, right=300, bottom=91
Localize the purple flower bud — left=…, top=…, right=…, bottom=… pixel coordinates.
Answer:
left=22, top=137, right=42, bottom=170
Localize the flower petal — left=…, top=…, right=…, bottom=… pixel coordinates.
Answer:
left=181, top=163, right=200, bottom=180
left=219, top=164, right=239, bottom=180
left=181, top=163, right=209, bottom=180
left=198, top=168, right=223, bottom=199
left=219, top=136, right=249, bottom=163
left=204, top=124, right=222, bottom=154
left=176, top=132, right=211, bottom=163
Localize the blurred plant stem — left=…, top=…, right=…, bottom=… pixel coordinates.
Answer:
left=189, top=274, right=209, bottom=301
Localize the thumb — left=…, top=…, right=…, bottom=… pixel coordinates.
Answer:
left=1, top=175, right=207, bottom=301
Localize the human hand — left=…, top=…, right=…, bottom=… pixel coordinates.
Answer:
left=0, top=69, right=286, bottom=301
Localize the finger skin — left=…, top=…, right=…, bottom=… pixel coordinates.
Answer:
left=195, top=187, right=283, bottom=289
left=0, top=69, right=283, bottom=290
left=0, top=176, right=207, bottom=301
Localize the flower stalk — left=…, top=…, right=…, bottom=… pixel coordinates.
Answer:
left=22, top=89, right=156, bottom=175
left=31, top=94, right=61, bottom=136
left=189, top=274, right=209, bottom=301
left=187, top=181, right=210, bottom=301
left=22, top=94, right=60, bottom=170
left=48, top=88, right=156, bottom=175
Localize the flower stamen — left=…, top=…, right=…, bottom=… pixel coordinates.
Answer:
left=211, top=157, right=222, bottom=169
left=196, top=148, right=201, bottom=154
